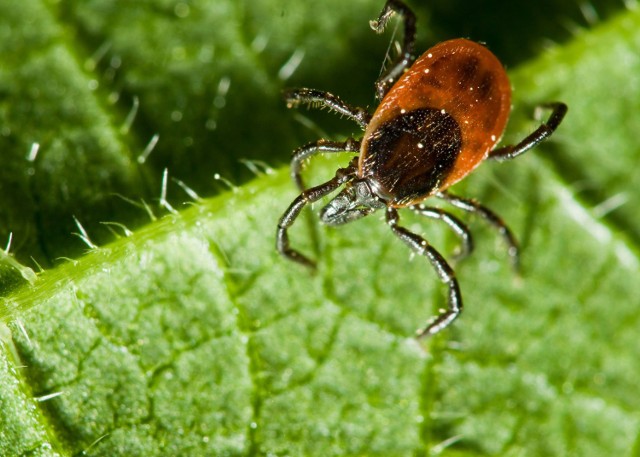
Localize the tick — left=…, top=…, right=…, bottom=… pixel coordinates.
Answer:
left=276, top=0, right=567, bottom=338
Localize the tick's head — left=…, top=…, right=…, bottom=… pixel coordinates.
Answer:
left=319, top=179, right=386, bottom=226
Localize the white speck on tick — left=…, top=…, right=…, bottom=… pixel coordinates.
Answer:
left=490, top=135, right=496, bottom=141
left=400, top=109, right=406, bottom=114
left=441, top=109, right=446, bottom=114
left=417, top=143, right=424, bottom=149
left=427, top=53, right=433, bottom=58
left=424, top=68, right=430, bottom=74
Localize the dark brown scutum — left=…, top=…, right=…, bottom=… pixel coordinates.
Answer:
left=362, top=108, right=462, bottom=206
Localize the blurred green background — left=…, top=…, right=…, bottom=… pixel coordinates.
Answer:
left=0, top=0, right=629, bottom=267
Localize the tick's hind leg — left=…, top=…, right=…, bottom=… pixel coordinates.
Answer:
left=386, top=207, right=462, bottom=338
left=290, top=138, right=360, bottom=191
left=370, top=0, right=417, bottom=99
left=410, top=204, right=474, bottom=262
left=438, top=191, right=520, bottom=270
left=489, top=102, right=568, bottom=161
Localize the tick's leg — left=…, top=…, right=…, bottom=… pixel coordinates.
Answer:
left=489, top=102, right=568, bottom=161
left=437, top=191, right=519, bottom=270
left=291, top=138, right=360, bottom=191
left=283, top=88, right=371, bottom=129
left=386, top=207, right=462, bottom=338
left=370, top=0, right=416, bottom=99
left=277, top=164, right=356, bottom=269
left=410, top=204, right=474, bottom=262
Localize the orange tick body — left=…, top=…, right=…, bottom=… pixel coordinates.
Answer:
left=277, top=0, right=567, bottom=338
left=362, top=39, right=512, bottom=206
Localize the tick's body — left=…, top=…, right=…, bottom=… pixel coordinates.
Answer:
left=277, top=0, right=567, bottom=338
left=361, top=39, right=511, bottom=206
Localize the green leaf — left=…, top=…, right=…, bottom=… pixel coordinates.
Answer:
left=1, top=1, right=640, bottom=456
